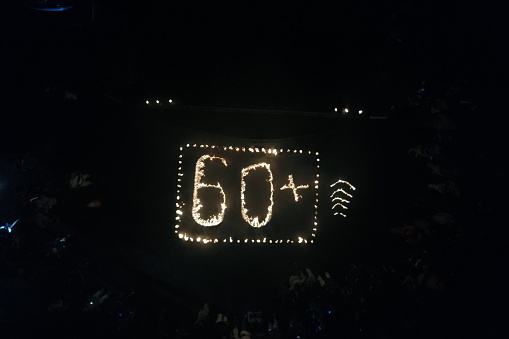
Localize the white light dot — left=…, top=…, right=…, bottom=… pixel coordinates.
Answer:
left=345, top=108, right=349, bottom=113
left=359, top=110, right=363, bottom=114
left=145, top=100, right=149, bottom=104
left=334, top=107, right=338, bottom=112
left=156, top=100, right=160, bottom=104
left=169, top=99, right=173, bottom=103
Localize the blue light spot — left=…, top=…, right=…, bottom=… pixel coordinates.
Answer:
left=29, top=6, right=73, bottom=12
left=328, top=310, right=332, bottom=314
left=119, top=313, right=123, bottom=317
left=89, top=302, right=93, bottom=305
left=1, top=219, right=20, bottom=234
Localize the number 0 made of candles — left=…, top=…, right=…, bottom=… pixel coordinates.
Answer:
left=240, top=162, right=274, bottom=228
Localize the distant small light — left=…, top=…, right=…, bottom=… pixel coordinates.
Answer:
left=145, top=100, right=149, bottom=104
left=345, top=108, right=349, bottom=113
left=334, top=107, right=338, bottom=112
left=156, top=100, right=160, bottom=104
left=169, top=99, right=173, bottom=103
left=359, top=110, right=363, bottom=114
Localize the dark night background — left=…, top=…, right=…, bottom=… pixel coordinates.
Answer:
left=1, top=0, right=508, bottom=337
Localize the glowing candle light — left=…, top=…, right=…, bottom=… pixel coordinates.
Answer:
left=280, top=175, right=309, bottom=202
left=330, top=179, right=356, bottom=190
left=332, top=197, right=350, bottom=203
left=192, top=155, right=228, bottom=226
left=330, top=188, right=353, bottom=198
left=241, top=163, right=274, bottom=227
